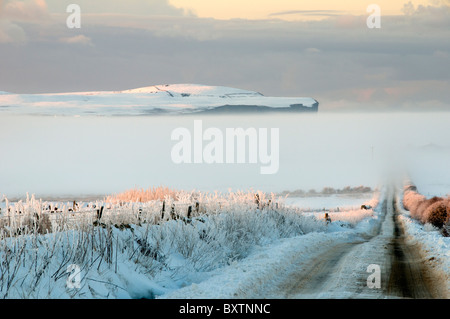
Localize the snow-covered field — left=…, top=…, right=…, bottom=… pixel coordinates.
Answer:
left=0, top=190, right=382, bottom=299
left=285, top=192, right=375, bottom=211
left=283, top=192, right=378, bottom=228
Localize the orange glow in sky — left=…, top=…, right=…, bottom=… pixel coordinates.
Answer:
left=169, top=0, right=432, bottom=20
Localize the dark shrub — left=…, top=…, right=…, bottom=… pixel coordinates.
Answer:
left=417, top=197, right=444, bottom=223
left=425, top=201, right=449, bottom=228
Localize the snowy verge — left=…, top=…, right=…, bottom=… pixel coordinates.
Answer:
left=159, top=190, right=384, bottom=299
left=159, top=231, right=360, bottom=299
left=396, top=189, right=450, bottom=297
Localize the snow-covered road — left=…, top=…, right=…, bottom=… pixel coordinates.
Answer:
left=273, top=189, right=443, bottom=298
left=161, top=187, right=448, bottom=299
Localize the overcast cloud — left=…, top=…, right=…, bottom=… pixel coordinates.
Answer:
left=0, top=0, right=449, bottom=111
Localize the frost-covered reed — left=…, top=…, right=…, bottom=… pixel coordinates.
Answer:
left=0, top=189, right=330, bottom=298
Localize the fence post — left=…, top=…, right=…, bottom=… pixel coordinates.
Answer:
left=187, top=205, right=192, bottom=219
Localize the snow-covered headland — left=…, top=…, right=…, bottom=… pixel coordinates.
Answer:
left=0, top=84, right=318, bottom=116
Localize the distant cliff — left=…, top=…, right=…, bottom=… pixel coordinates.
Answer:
left=0, top=84, right=318, bottom=116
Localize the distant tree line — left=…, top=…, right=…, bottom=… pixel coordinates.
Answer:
left=279, top=186, right=372, bottom=197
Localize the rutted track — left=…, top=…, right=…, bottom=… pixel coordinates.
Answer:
left=279, top=242, right=365, bottom=298
left=265, top=187, right=444, bottom=299
left=386, top=200, right=436, bottom=298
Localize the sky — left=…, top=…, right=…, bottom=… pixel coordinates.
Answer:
left=0, top=0, right=449, bottom=111
left=169, top=0, right=432, bottom=20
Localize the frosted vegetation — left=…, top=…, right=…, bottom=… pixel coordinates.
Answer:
left=0, top=187, right=377, bottom=299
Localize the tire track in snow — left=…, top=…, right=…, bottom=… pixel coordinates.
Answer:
left=278, top=242, right=364, bottom=298
left=274, top=196, right=390, bottom=299
left=270, top=187, right=444, bottom=298
left=386, top=200, right=436, bottom=298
